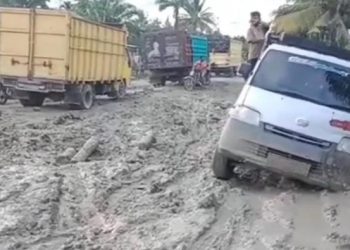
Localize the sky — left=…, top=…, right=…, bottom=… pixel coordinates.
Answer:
left=50, top=0, right=287, bottom=36
left=127, top=0, right=287, bottom=36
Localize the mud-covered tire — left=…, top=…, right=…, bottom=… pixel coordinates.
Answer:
left=229, top=68, right=236, bottom=78
left=116, top=82, right=127, bottom=99
left=69, top=84, right=94, bottom=110
left=184, top=77, right=194, bottom=91
left=160, top=77, right=166, bottom=86
left=212, top=148, right=233, bottom=180
left=19, top=92, right=45, bottom=107
left=0, top=89, right=8, bottom=105
left=109, top=81, right=127, bottom=100
left=80, top=84, right=94, bottom=109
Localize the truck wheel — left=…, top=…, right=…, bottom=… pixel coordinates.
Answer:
left=229, top=68, right=236, bottom=77
left=70, top=84, right=94, bottom=110
left=212, top=148, right=233, bottom=180
left=19, top=92, right=45, bottom=107
left=116, top=81, right=127, bottom=99
left=184, top=76, right=194, bottom=91
left=0, top=88, right=8, bottom=105
left=160, top=77, right=166, bottom=86
left=109, top=81, right=126, bottom=100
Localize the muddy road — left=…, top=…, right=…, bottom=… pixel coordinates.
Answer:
left=0, top=78, right=350, bottom=250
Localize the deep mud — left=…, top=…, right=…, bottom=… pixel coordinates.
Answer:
left=0, top=78, right=350, bottom=250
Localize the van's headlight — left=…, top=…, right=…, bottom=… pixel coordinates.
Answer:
left=228, top=106, right=261, bottom=126
left=337, top=137, right=350, bottom=154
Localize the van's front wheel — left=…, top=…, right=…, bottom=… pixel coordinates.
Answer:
left=212, top=148, right=233, bottom=180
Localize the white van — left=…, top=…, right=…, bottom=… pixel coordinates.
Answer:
left=213, top=37, right=350, bottom=190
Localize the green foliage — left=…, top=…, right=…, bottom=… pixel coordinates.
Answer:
left=60, top=1, right=73, bottom=10
left=74, top=0, right=140, bottom=24
left=155, top=0, right=216, bottom=32
left=155, top=0, right=183, bottom=29
left=275, top=0, right=350, bottom=47
left=181, top=0, right=215, bottom=33
left=0, top=0, right=48, bottom=8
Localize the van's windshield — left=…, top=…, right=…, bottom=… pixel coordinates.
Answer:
left=251, top=50, right=350, bottom=112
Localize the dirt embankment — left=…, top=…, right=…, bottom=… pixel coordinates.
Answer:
left=0, top=79, right=349, bottom=250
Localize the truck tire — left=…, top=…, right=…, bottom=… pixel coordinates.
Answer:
left=212, top=148, right=233, bottom=180
left=69, top=84, right=94, bottom=110
left=183, top=76, right=195, bottom=91
left=160, top=77, right=166, bottom=86
left=118, top=81, right=127, bottom=98
left=229, top=67, right=236, bottom=77
left=0, top=88, right=8, bottom=105
left=109, top=81, right=126, bottom=100
left=19, top=92, right=45, bottom=107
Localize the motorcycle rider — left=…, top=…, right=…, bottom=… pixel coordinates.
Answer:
left=192, top=57, right=210, bottom=84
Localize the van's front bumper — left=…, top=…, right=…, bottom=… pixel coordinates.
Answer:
left=218, top=118, right=350, bottom=190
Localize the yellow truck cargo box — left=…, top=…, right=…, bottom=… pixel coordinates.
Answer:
left=229, top=39, right=243, bottom=66
left=0, top=7, right=131, bottom=84
left=210, top=39, right=243, bottom=75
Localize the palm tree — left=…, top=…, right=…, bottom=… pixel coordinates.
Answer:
left=75, top=0, right=140, bottom=24
left=0, top=0, right=48, bottom=8
left=274, top=0, right=350, bottom=47
left=182, top=0, right=215, bottom=33
left=155, top=0, right=184, bottom=30
left=60, top=1, right=73, bottom=10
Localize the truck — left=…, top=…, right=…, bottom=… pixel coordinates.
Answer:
left=208, top=35, right=243, bottom=77
left=0, top=8, right=132, bottom=109
left=144, top=29, right=209, bottom=86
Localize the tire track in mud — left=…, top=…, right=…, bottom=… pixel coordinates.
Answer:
left=191, top=181, right=350, bottom=250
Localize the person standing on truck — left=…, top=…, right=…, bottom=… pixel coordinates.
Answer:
left=246, top=11, right=268, bottom=72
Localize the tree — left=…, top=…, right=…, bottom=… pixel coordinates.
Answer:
left=155, top=0, right=184, bottom=30
left=128, top=11, right=162, bottom=44
left=274, top=0, right=350, bottom=47
left=181, top=0, right=216, bottom=33
left=60, top=1, right=73, bottom=10
left=74, top=0, right=140, bottom=24
left=164, top=17, right=173, bottom=28
left=0, top=0, right=48, bottom=8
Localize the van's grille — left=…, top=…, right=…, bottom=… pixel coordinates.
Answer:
left=264, top=124, right=331, bottom=148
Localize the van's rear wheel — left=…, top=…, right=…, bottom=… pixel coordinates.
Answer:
left=19, top=92, right=45, bottom=107
left=212, top=148, right=233, bottom=180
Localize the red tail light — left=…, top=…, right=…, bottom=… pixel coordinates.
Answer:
left=330, top=119, right=350, bottom=131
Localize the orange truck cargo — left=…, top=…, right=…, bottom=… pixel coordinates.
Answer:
left=0, top=8, right=132, bottom=109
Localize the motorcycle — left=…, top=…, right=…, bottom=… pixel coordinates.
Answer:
left=183, top=70, right=211, bottom=91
